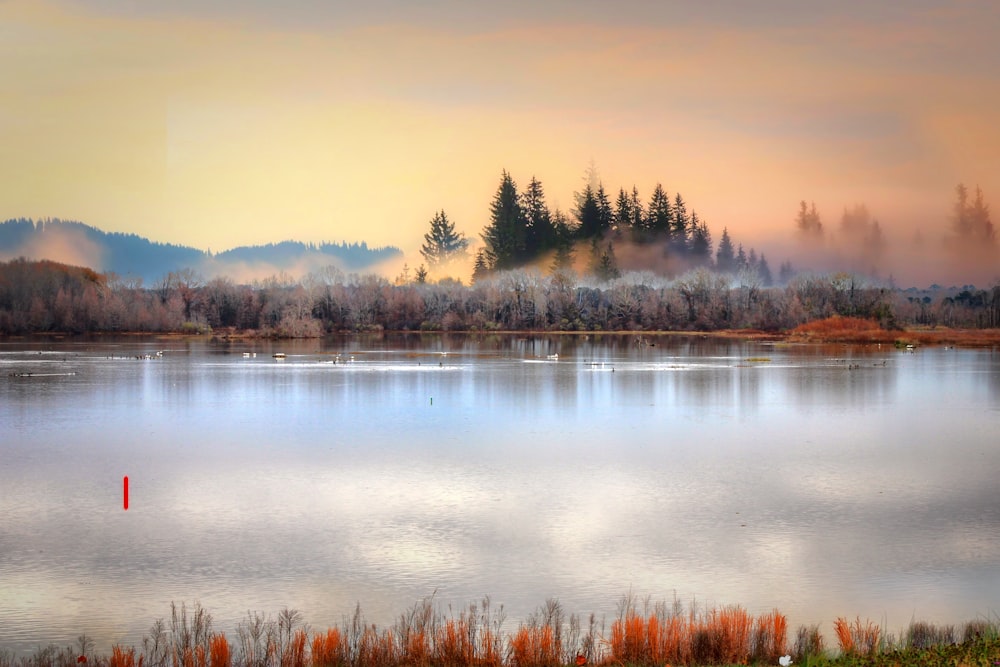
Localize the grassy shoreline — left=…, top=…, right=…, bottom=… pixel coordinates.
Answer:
left=3, top=599, right=998, bottom=667
left=6, top=317, right=1000, bottom=348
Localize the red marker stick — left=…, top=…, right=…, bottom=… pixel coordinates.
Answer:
left=124, top=476, right=129, bottom=510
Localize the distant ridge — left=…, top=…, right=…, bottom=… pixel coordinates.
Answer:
left=0, top=218, right=402, bottom=283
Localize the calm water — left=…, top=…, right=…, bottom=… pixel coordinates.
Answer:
left=1, top=334, right=999, bottom=654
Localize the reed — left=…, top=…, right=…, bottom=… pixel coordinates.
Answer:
left=280, top=632, right=307, bottom=667
left=793, top=623, right=824, bottom=661
left=208, top=636, right=231, bottom=667
left=834, top=616, right=880, bottom=656
left=508, top=625, right=558, bottom=667
left=109, top=646, right=137, bottom=667
left=9, top=599, right=1000, bottom=667
left=309, top=629, right=346, bottom=667
left=751, top=609, right=788, bottom=663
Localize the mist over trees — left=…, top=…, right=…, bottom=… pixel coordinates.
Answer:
left=419, top=210, right=469, bottom=271
left=472, top=170, right=772, bottom=288
left=0, top=218, right=402, bottom=284
left=786, top=183, right=997, bottom=285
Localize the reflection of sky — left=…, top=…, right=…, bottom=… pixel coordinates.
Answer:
left=1, top=337, right=998, bottom=654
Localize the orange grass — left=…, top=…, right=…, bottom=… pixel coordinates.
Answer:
left=434, top=620, right=470, bottom=667
left=834, top=616, right=881, bottom=656
left=209, top=635, right=231, bottom=667
left=790, top=316, right=893, bottom=343
left=751, top=610, right=788, bottom=663
left=509, top=625, right=558, bottom=667
left=605, top=605, right=780, bottom=666
left=833, top=617, right=854, bottom=654
left=356, top=626, right=397, bottom=667
left=110, top=646, right=137, bottom=667
left=310, top=629, right=347, bottom=667
left=281, top=630, right=307, bottom=667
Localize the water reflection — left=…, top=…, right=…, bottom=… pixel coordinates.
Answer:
left=1, top=336, right=998, bottom=655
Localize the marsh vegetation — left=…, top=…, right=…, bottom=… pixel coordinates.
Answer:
left=2, top=599, right=997, bottom=667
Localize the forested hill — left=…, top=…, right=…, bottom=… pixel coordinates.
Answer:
left=0, top=218, right=402, bottom=284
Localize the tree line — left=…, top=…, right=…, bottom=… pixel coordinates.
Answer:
left=421, top=171, right=995, bottom=286
left=4, top=257, right=999, bottom=336
left=418, top=170, right=776, bottom=286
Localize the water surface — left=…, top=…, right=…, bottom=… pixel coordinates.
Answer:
left=1, top=334, right=998, bottom=653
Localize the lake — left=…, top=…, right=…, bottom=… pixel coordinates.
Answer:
left=1, top=334, right=999, bottom=655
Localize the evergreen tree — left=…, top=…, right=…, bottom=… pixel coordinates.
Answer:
left=614, top=187, right=633, bottom=234
left=669, top=193, right=689, bottom=254
left=596, top=184, right=614, bottom=237
left=689, top=213, right=712, bottom=264
left=716, top=227, right=736, bottom=273
left=778, top=260, right=795, bottom=284
left=420, top=210, right=469, bottom=267
left=757, top=254, right=773, bottom=286
left=415, top=265, right=428, bottom=284
left=590, top=239, right=620, bottom=282
left=629, top=187, right=644, bottom=240
left=471, top=248, right=491, bottom=283
left=796, top=200, right=823, bottom=240
left=646, top=183, right=672, bottom=239
left=481, top=170, right=527, bottom=270
left=965, top=185, right=996, bottom=244
left=736, top=243, right=747, bottom=271
left=521, top=176, right=556, bottom=258
left=575, top=184, right=603, bottom=240
left=550, top=208, right=575, bottom=272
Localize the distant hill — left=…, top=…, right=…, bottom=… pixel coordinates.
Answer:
left=0, top=218, right=402, bottom=284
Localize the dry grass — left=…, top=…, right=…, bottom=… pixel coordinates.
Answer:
left=604, top=602, right=786, bottom=666
left=309, top=630, right=347, bottom=667
left=11, top=600, right=1000, bottom=667
left=109, top=646, right=137, bottom=667
left=509, top=625, right=558, bottom=667
left=209, top=636, right=231, bottom=667
left=790, top=316, right=894, bottom=343
left=789, top=316, right=1000, bottom=347
left=834, top=616, right=881, bottom=656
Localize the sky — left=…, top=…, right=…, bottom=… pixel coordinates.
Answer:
left=2, top=0, right=999, bottom=281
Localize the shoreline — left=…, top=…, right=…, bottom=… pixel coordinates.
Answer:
left=5, top=324, right=1000, bottom=348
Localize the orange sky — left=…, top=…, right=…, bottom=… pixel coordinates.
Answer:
left=2, top=0, right=999, bottom=279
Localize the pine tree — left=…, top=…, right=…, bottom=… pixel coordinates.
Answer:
left=420, top=210, right=469, bottom=267
left=757, top=254, right=773, bottom=286
left=646, top=183, right=672, bottom=239
left=614, top=187, right=633, bottom=234
left=481, top=170, right=527, bottom=270
left=471, top=248, right=490, bottom=283
left=596, top=184, right=614, bottom=237
left=796, top=200, right=823, bottom=240
left=550, top=208, right=575, bottom=272
left=778, top=261, right=795, bottom=284
left=669, top=193, right=689, bottom=255
left=716, top=227, right=736, bottom=273
left=967, top=185, right=996, bottom=244
left=521, top=176, right=556, bottom=258
left=629, top=187, right=644, bottom=240
left=590, top=239, right=620, bottom=282
left=689, top=212, right=712, bottom=264
left=575, top=184, right=603, bottom=240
